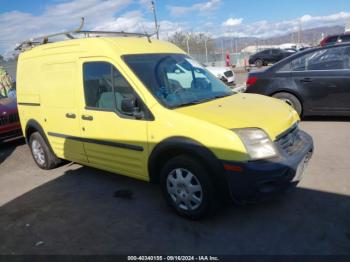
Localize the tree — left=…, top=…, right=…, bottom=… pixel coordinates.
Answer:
left=167, top=31, right=215, bottom=56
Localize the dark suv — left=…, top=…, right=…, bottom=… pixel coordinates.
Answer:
left=245, top=43, right=350, bottom=117
left=248, top=48, right=294, bottom=67
left=320, top=33, right=350, bottom=46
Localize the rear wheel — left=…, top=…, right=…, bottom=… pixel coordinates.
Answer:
left=29, top=132, right=61, bottom=170
left=160, top=155, right=216, bottom=219
left=255, top=59, right=263, bottom=68
left=272, top=92, right=302, bottom=116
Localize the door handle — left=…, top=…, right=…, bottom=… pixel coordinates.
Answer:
left=300, top=78, right=313, bottom=83
left=65, top=113, right=76, bottom=119
left=81, top=115, right=93, bottom=121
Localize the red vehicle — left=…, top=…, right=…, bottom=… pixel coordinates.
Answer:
left=0, top=97, right=22, bottom=142
left=320, top=33, right=350, bottom=46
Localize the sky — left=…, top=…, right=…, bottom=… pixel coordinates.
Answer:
left=0, top=0, right=349, bottom=55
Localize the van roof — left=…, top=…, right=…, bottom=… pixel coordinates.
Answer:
left=19, top=37, right=185, bottom=58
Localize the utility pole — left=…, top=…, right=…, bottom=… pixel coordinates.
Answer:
left=230, top=38, right=234, bottom=53
left=346, top=18, right=350, bottom=33
left=186, top=34, right=190, bottom=54
left=221, top=39, right=225, bottom=65
left=151, top=1, right=159, bottom=39
left=235, top=38, right=238, bottom=53
left=204, top=38, right=209, bottom=64
left=298, top=20, right=302, bottom=44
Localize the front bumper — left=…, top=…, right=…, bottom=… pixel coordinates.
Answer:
left=0, top=124, right=22, bottom=142
left=223, top=128, right=314, bottom=203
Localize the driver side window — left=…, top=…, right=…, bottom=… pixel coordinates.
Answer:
left=83, top=62, right=144, bottom=118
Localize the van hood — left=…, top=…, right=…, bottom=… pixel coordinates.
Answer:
left=175, top=93, right=299, bottom=140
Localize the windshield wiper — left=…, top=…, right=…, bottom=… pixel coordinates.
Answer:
left=213, top=93, right=233, bottom=99
left=174, top=94, right=233, bottom=108
left=173, top=100, right=204, bottom=108
left=196, top=93, right=233, bottom=103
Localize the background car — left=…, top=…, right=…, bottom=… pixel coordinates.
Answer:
left=205, top=66, right=235, bottom=86
left=0, top=66, right=21, bottom=142
left=248, top=48, right=294, bottom=67
left=245, top=43, right=350, bottom=116
left=0, top=96, right=21, bottom=142
left=320, top=33, right=350, bottom=46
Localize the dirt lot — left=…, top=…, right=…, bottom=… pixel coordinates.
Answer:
left=0, top=119, right=350, bottom=255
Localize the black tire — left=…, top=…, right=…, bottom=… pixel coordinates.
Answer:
left=160, top=155, right=216, bottom=219
left=273, top=92, right=302, bottom=116
left=29, top=132, right=61, bottom=170
left=255, top=59, right=263, bottom=68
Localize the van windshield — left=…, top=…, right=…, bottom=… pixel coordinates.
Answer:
left=123, top=54, right=234, bottom=108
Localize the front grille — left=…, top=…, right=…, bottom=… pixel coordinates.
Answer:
left=277, top=125, right=303, bottom=155
left=9, top=113, right=19, bottom=123
left=0, top=113, right=19, bottom=126
left=224, top=70, right=233, bottom=77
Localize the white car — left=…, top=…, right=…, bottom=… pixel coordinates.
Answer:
left=205, top=66, right=235, bottom=86
left=166, top=60, right=235, bottom=89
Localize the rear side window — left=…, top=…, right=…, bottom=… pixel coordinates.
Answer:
left=83, top=62, right=143, bottom=116
left=340, top=35, right=350, bottom=43
left=307, top=46, right=350, bottom=70
left=279, top=46, right=350, bottom=71
left=326, top=36, right=339, bottom=44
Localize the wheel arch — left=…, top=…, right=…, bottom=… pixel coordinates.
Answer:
left=270, top=89, right=304, bottom=105
left=148, top=136, right=230, bottom=197
left=25, top=119, right=55, bottom=154
left=270, top=90, right=304, bottom=115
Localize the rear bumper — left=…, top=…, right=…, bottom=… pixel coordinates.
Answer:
left=222, top=130, right=314, bottom=203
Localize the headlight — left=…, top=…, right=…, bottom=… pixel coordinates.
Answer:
left=234, top=128, right=278, bottom=160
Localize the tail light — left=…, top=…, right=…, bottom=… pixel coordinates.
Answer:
left=320, top=37, right=328, bottom=46
left=246, top=76, right=258, bottom=87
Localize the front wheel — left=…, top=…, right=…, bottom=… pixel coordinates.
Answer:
left=160, top=155, right=216, bottom=219
left=272, top=92, right=302, bottom=116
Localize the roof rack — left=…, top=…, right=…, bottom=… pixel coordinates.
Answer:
left=15, top=17, right=155, bottom=51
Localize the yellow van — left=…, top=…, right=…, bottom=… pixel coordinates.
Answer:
left=17, top=33, right=313, bottom=218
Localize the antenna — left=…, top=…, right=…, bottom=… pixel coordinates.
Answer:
left=141, top=23, right=152, bottom=43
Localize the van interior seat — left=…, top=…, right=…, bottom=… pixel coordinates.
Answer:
left=191, top=78, right=211, bottom=90
left=98, top=91, right=124, bottom=111
left=84, top=80, right=101, bottom=106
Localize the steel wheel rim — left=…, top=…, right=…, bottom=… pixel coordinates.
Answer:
left=31, top=140, right=46, bottom=166
left=280, top=98, right=294, bottom=108
left=166, top=168, right=203, bottom=211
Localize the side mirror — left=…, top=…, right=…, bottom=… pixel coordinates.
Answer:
left=121, top=98, right=136, bottom=114
left=121, top=98, right=143, bottom=119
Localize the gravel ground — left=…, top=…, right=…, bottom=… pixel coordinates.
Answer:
left=0, top=120, right=350, bottom=255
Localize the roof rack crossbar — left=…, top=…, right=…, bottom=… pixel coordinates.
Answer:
left=15, top=17, right=155, bottom=51
left=78, top=30, right=152, bottom=37
left=15, top=17, right=85, bottom=51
